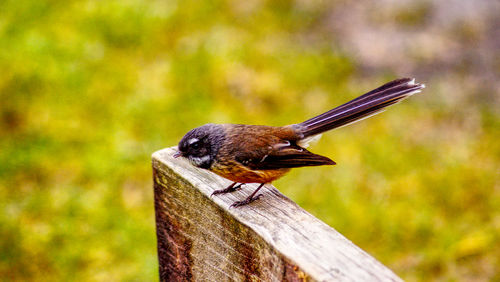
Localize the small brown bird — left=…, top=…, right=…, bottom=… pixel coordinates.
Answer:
left=174, top=78, right=424, bottom=207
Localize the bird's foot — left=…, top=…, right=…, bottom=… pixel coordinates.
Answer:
left=230, top=194, right=263, bottom=208
left=211, top=183, right=244, bottom=197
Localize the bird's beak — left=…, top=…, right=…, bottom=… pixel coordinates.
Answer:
left=173, top=151, right=182, bottom=158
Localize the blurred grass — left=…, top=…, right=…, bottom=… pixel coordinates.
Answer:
left=1, top=0, right=499, bottom=281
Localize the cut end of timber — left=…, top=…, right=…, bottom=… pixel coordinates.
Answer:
left=152, top=147, right=402, bottom=281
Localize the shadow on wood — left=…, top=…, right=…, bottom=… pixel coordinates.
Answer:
left=153, top=147, right=401, bottom=281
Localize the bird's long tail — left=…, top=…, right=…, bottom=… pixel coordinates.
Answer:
left=298, top=78, right=425, bottom=138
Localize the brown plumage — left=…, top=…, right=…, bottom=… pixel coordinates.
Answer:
left=175, top=78, right=425, bottom=207
left=210, top=124, right=335, bottom=184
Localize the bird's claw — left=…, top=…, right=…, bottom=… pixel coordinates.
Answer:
left=229, top=194, right=263, bottom=208
left=211, top=183, right=244, bottom=197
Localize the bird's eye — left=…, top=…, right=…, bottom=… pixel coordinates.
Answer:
left=191, top=141, right=200, bottom=149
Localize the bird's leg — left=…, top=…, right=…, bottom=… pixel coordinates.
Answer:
left=211, top=182, right=244, bottom=197
left=230, top=183, right=265, bottom=208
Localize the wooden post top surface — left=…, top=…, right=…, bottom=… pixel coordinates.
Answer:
left=153, top=147, right=401, bottom=281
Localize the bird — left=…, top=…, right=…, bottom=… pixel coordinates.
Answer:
left=173, top=78, right=425, bottom=207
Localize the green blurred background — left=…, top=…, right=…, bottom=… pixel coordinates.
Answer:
left=1, top=0, right=499, bottom=280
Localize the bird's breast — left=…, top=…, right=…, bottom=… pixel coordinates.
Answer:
left=210, top=160, right=289, bottom=183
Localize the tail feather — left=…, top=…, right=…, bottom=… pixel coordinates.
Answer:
left=298, top=78, right=424, bottom=137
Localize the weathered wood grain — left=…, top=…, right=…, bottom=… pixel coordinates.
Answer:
left=153, top=147, right=402, bottom=281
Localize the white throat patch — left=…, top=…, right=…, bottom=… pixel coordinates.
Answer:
left=189, top=155, right=211, bottom=167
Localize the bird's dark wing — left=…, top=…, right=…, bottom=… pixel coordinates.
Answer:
left=235, top=144, right=336, bottom=170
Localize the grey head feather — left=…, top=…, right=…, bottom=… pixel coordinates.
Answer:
left=177, top=123, right=225, bottom=169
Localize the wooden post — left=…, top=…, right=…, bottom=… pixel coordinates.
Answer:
left=153, top=147, right=402, bottom=281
